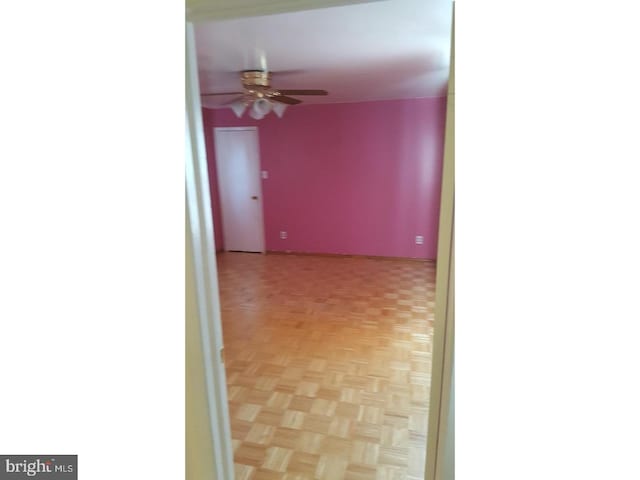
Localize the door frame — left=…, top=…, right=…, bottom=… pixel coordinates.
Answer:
left=425, top=7, right=454, bottom=479
left=213, top=126, right=266, bottom=253
left=186, top=22, right=235, bottom=480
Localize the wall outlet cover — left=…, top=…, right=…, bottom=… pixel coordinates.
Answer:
left=415, top=235, right=424, bottom=245
left=280, top=231, right=288, bottom=239
left=261, top=170, right=269, bottom=179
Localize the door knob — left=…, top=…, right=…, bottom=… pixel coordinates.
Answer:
left=251, top=196, right=258, bottom=200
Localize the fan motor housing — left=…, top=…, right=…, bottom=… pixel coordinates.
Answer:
left=241, top=70, right=271, bottom=88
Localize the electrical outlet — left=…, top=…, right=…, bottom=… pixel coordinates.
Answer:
left=280, top=231, right=288, bottom=239
left=415, top=235, right=424, bottom=245
left=261, top=170, right=269, bottom=179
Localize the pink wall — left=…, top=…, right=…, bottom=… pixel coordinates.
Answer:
left=202, top=97, right=447, bottom=259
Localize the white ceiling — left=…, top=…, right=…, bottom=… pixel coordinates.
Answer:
left=194, top=0, right=453, bottom=108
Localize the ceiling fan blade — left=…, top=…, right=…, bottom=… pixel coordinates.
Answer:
left=271, top=95, right=302, bottom=105
left=277, top=89, right=328, bottom=96
left=201, top=91, right=243, bottom=96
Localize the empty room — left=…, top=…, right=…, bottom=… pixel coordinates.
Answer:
left=192, top=1, right=453, bottom=478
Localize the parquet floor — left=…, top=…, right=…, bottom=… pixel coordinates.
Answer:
left=216, top=253, right=436, bottom=480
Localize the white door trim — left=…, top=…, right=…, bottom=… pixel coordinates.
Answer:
left=425, top=6, right=454, bottom=479
left=186, top=22, right=235, bottom=480
left=213, top=126, right=266, bottom=253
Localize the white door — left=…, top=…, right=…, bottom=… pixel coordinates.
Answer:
left=213, top=127, right=265, bottom=253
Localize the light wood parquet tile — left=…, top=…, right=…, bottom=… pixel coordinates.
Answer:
left=217, top=253, right=435, bottom=479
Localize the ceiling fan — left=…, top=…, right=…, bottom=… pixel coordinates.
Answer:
left=201, top=70, right=328, bottom=119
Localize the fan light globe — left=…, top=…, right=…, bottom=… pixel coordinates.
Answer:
left=272, top=103, right=287, bottom=118
left=253, top=98, right=272, bottom=116
left=230, top=100, right=247, bottom=118
left=249, top=109, right=264, bottom=120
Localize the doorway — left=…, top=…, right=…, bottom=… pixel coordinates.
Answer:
left=185, top=2, right=453, bottom=478
left=214, top=127, right=265, bottom=253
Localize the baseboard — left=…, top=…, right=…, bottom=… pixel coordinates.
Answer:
left=265, top=250, right=435, bottom=263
